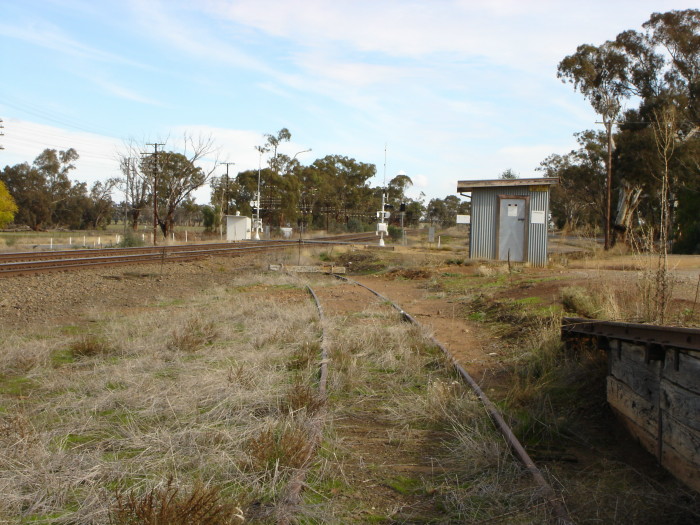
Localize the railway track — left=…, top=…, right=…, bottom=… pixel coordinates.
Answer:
left=0, top=232, right=377, bottom=277
left=280, top=274, right=572, bottom=524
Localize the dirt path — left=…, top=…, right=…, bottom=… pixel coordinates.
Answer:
left=352, top=274, right=508, bottom=385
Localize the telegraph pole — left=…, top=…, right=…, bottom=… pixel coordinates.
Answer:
left=143, top=143, right=165, bottom=246
left=0, top=119, right=4, bottom=150
left=220, top=162, right=235, bottom=215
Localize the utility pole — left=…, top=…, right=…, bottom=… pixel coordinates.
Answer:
left=143, top=143, right=165, bottom=246
left=220, top=162, right=235, bottom=215
left=0, top=118, right=5, bottom=150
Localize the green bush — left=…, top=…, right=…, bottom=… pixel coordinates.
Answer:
left=118, top=232, right=145, bottom=248
left=388, top=225, right=402, bottom=242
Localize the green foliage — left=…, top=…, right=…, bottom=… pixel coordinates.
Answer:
left=0, top=181, right=18, bottom=228
left=427, top=195, right=469, bottom=227
left=499, top=168, right=519, bottom=179
left=387, top=224, right=402, bottom=241
left=200, top=205, right=219, bottom=232
left=118, top=231, right=145, bottom=247
left=550, top=9, right=700, bottom=246
left=0, top=148, right=117, bottom=230
left=346, top=217, right=365, bottom=232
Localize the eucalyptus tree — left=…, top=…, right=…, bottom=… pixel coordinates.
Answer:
left=558, top=42, right=631, bottom=249
left=138, top=134, right=217, bottom=238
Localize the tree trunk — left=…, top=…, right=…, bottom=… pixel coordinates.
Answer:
left=613, top=180, right=643, bottom=245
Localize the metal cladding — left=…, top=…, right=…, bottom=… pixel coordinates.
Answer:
left=465, top=182, right=554, bottom=267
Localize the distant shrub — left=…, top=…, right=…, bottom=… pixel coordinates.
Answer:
left=118, top=232, right=145, bottom=248
left=347, top=217, right=364, bottom=232
left=388, top=225, right=402, bottom=242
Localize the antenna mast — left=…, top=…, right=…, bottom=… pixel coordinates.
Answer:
left=377, top=144, right=388, bottom=247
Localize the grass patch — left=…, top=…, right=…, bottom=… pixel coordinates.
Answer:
left=0, top=375, right=36, bottom=396
left=167, top=318, right=217, bottom=352
left=68, top=335, right=113, bottom=358
left=110, top=477, right=244, bottom=525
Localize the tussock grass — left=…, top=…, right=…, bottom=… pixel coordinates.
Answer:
left=0, top=273, right=321, bottom=523
left=69, top=334, right=113, bottom=358
left=167, top=318, right=217, bottom=352
left=110, top=477, right=244, bottom=525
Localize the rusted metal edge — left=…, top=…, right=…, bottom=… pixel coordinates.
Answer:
left=562, top=317, right=700, bottom=352
left=276, top=286, right=329, bottom=524
left=336, top=275, right=573, bottom=525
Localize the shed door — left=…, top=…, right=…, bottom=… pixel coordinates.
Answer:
left=497, top=197, right=527, bottom=262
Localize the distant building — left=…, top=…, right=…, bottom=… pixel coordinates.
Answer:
left=225, top=215, right=252, bottom=241
left=456, top=178, right=558, bottom=266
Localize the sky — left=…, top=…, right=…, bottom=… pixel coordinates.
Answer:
left=1, top=0, right=696, bottom=205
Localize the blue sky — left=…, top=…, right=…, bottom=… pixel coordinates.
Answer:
left=1, top=0, right=695, bottom=204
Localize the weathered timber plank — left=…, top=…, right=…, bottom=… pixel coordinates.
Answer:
left=610, top=350, right=662, bottom=401
left=662, top=413, right=700, bottom=467
left=663, top=349, right=700, bottom=395
left=661, top=379, right=700, bottom=432
left=268, top=264, right=346, bottom=274
left=609, top=406, right=658, bottom=459
left=662, top=445, right=700, bottom=493
left=662, top=414, right=700, bottom=492
left=607, top=376, right=658, bottom=436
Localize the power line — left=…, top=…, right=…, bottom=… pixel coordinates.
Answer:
left=142, top=143, right=165, bottom=246
left=220, top=162, right=235, bottom=215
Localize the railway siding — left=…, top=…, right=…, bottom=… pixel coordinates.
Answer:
left=562, top=317, right=700, bottom=492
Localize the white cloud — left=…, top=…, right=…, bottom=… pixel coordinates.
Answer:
left=2, top=118, right=123, bottom=185
left=0, top=20, right=148, bottom=69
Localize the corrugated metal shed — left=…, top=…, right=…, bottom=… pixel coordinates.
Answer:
left=457, top=178, right=558, bottom=266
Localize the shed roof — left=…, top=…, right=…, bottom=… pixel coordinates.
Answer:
left=457, top=177, right=559, bottom=193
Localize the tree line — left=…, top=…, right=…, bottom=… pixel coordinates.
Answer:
left=206, top=128, right=468, bottom=234
left=0, top=130, right=468, bottom=235
left=0, top=149, right=115, bottom=230
left=546, top=8, right=700, bottom=253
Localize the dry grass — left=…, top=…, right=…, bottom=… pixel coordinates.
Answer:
left=302, top=285, right=548, bottom=523
left=0, top=271, right=322, bottom=523
left=110, top=477, right=244, bottom=525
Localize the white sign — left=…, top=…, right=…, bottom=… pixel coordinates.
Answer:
left=531, top=210, right=546, bottom=224
left=508, top=204, right=518, bottom=217
left=456, top=214, right=470, bottom=224
left=377, top=223, right=388, bottom=233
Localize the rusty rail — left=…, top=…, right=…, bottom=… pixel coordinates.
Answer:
left=337, top=275, right=573, bottom=525
left=276, top=285, right=329, bottom=524
left=0, top=233, right=378, bottom=277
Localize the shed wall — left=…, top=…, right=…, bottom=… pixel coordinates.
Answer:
left=469, top=186, right=550, bottom=266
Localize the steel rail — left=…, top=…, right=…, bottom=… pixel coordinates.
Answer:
left=0, top=245, right=288, bottom=277
left=0, top=233, right=378, bottom=277
left=0, top=232, right=376, bottom=263
left=335, top=275, right=574, bottom=525
left=277, top=285, right=329, bottom=525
